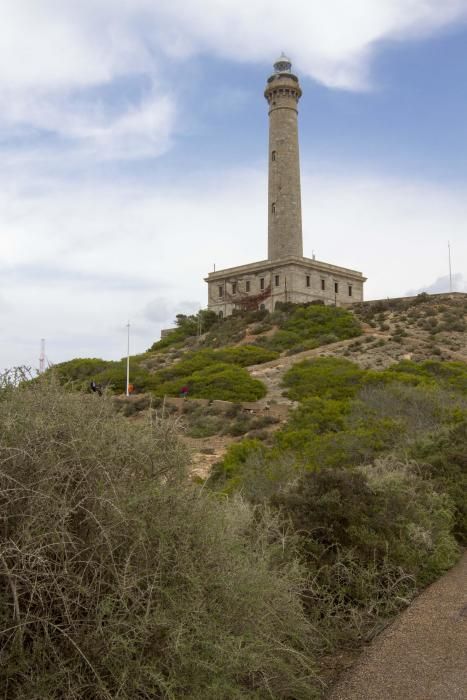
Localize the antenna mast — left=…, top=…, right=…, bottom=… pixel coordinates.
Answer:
left=448, top=241, right=453, bottom=293
left=39, top=339, right=46, bottom=373
left=126, top=322, right=131, bottom=397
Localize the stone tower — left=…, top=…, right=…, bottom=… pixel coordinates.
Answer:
left=265, top=54, right=303, bottom=260
left=203, top=56, right=366, bottom=320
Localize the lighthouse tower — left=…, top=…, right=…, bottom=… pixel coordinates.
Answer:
left=265, top=54, right=303, bottom=260
left=204, top=56, right=366, bottom=318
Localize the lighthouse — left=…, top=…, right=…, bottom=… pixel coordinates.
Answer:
left=265, top=54, right=303, bottom=260
left=205, top=56, right=366, bottom=317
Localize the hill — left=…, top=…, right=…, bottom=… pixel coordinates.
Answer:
left=37, top=292, right=467, bottom=696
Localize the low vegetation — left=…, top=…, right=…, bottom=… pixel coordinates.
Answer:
left=0, top=375, right=316, bottom=699
left=48, top=345, right=274, bottom=402
left=8, top=297, right=466, bottom=696
left=210, top=355, right=465, bottom=653
left=256, top=303, right=362, bottom=354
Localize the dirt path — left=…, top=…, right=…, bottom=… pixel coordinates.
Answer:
left=328, top=552, right=467, bottom=700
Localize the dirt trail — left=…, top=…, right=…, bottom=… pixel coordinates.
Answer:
left=328, top=552, right=467, bottom=700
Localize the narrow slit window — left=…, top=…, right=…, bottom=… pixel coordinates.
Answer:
left=306, top=275, right=310, bottom=288
left=321, top=279, right=325, bottom=291
left=271, top=202, right=276, bottom=215
left=232, top=282, right=237, bottom=295
left=275, top=275, right=280, bottom=287
left=348, top=285, right=353, bottom=297
left=260, top=278, right=265, bottom=290
left=218, top=285, right=224, bottom=298
left=334, top=282, right=339, bottom=294
left=246, top=280, right=250, bottom=293
left=272, top=150, right=276, bottom=161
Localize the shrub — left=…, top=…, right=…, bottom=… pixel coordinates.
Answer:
left=381, top=360, right=467, bottom=395
left=410, top=418, right=467, bottom=544
left=154, top=362, right=266, bottom=401
left=148, top=309, right=218, bottom=351
left=0, top=376, right=316, bottom=699
left=47, top=357, right=110, bottom=384
left=272, top=458, right=459, bottom=642
left=283, top=357, right=365, bottom=401
left=259, top=305, right=361, bottom=353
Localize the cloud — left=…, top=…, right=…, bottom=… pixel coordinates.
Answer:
left=1, top=1, right=467, bottom=94
left=1, top=161, right=466, bottom=369
left=1, top=1, right=467, bottom=164
left=153, top=0, right=467, bottom=89
left=301, top=170, right=467, bottom=300
left=407, top=273, right=466, bottom=295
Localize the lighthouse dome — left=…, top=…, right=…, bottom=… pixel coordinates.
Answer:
left=273, top=53, right=292, bottom=73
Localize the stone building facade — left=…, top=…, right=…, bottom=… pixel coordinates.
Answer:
left=205, top=55, right=366, bottom=316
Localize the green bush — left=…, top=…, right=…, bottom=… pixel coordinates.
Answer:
left=259, top=305, right=361, bottom=353
left=283, top=357, right=365, bottom=401
left=379, top=360, right=467, bottom=394
left=48, top=357, right=110, bottom=384
left=410, top=418, right=467, bottom=543
left=148, top=309, right=218, bottom=351
left=154, top=362, right=266, bottom=401
left=272, top=458, right=459, bottom=642
left=0, top=377, right=316, bottom=699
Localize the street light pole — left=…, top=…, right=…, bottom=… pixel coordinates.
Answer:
left=126, top=321, right=130, bottom=397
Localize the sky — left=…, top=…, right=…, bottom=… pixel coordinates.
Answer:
left=1, top=0, right=467, bottom=369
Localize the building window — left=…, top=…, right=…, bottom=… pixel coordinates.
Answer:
left=321, top=279, right=325, bottom=291
left=275, top=275, right=280, bottom=287
left=348, top=285, right=353, bottom=297
left=271, top=202, right=276, bottom=215
left=272, top=150, right=276, bottom=161
left=334, top=282, right=339, bottom=294
left=218, top=285, right=224, bottom=298
left=232, top=282, right=237, bottom=295
left=218, top=310, right=223, bottom=319
left=246, top=280, right=250, bottom=293
left=306, top=275, right=310, bottom=288
left=260, top=278, right=265, bottom=290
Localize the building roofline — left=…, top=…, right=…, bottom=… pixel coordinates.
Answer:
left=205, top=256, right=366, bottom=282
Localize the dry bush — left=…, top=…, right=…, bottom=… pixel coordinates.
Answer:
left=0, top=374, right=316, bottom=699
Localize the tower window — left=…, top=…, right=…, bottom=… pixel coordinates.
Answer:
left=246, top=280, right=250, bottom=293
left=334, top=282, right=339, bottom=294
left=321, top=279, right=326, bottom=291
left=272, top=150, right=276, bottom=161
left=218, top=285, right=224, bottom=298
left=232, top=282, right=237, bottom=295
left=260, top=278, right=265, bottom=290
left=348, top=285, right=353, bottom=297
left=275, top=275, right=280, bottom=287
left=306, top=275, right=310, bottom=288
left=271, top=202, right=276, bottom=215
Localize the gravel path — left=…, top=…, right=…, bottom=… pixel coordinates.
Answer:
left=328, top=552, right=467, bottom=700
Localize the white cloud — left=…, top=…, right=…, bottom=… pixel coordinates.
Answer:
left=301, top=171, right=467, bottom=299
left=1, top=1, right=467, bottom=93
left=1, top=1, right=466, bottom=161
left=1, top=163, right=466, bottom=369
left=407, top=273, right=467, bottom=295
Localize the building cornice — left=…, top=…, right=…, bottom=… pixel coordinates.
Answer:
left=205, top=256, right=366, bottom=283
